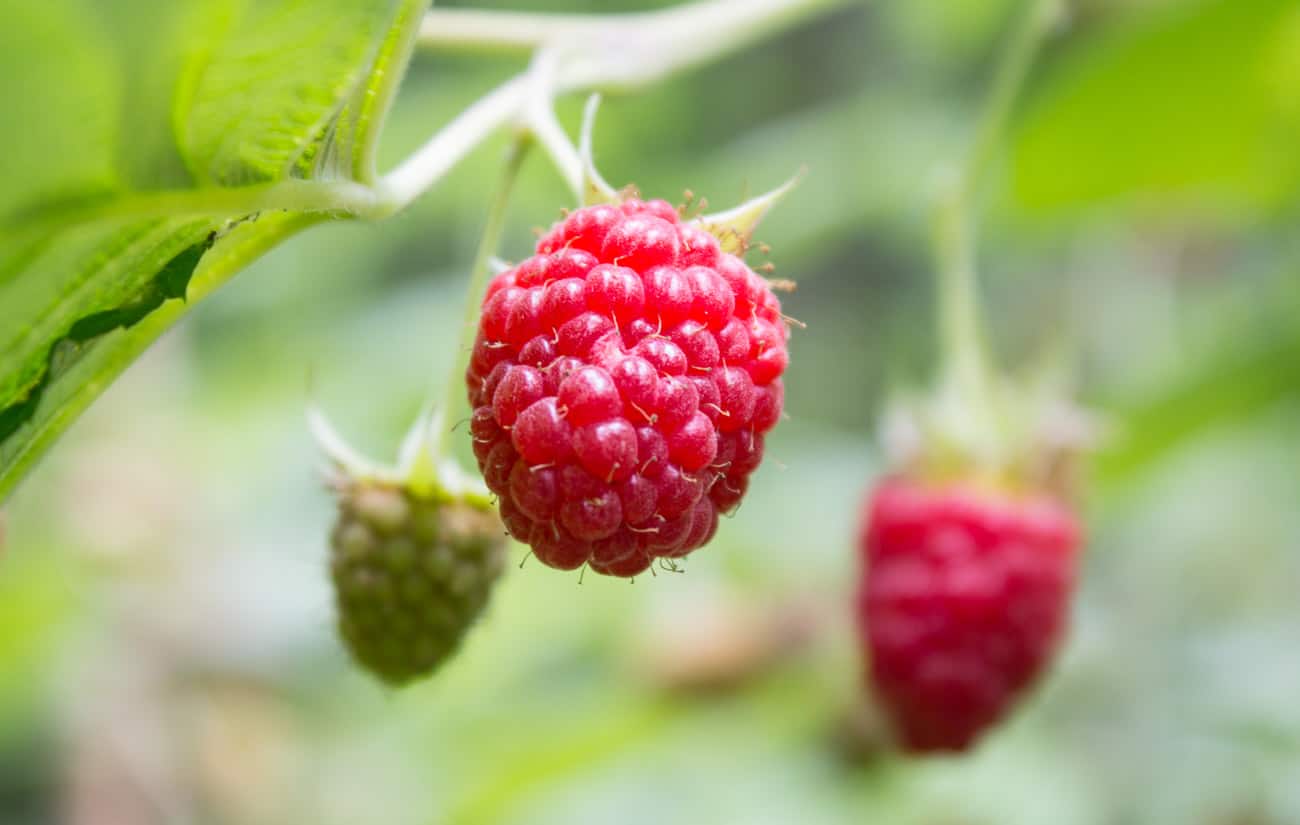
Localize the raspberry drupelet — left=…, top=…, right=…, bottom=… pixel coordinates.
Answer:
left=467, top=199, right=789, bottom=577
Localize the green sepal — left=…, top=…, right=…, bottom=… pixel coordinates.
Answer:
left=692, top=170, right=803, bottom=255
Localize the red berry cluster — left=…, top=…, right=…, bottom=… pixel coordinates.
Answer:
left=858, top=477, right=1080, bottom=752
left=467, top=198, right=789, bottom=577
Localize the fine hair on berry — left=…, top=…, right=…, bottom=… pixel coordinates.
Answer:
left=467, top=198, right=790, bottom=577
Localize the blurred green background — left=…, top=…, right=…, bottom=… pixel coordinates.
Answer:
left=3, top=0, right=1300, bottom=823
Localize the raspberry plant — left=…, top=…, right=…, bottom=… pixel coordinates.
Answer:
left=0, top=0, right=846, bottom=504
left=0, top=0, right=836, bottom=684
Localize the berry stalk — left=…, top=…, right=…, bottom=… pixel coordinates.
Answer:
left=931, top=0, right=1065, bottom=469
left=963, top=0, right=1065, bottom=211
left=428, top=137, right=532, bottom=473
left=383, top=0, right=853, bottom=215
left=418, top=0, right=856, bottom=72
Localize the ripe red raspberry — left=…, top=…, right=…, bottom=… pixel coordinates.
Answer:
left=467, top=199, right=789, bottom=576
left=857, top=476, right=1080, bottom=752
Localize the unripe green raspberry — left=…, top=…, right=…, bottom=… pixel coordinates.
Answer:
left=330, top=478, right=507, bottom=685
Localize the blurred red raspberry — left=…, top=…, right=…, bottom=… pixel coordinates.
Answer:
left=857, top=476, right=1080, bottom=752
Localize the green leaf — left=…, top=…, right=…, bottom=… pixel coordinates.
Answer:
left=175, top=0, right=399, bottom=185
left=0, top=0, right=427, bottom=500
left=1011, top=0, right=1300, bottom=214
left=1094, top=269, right=1300, bottom=489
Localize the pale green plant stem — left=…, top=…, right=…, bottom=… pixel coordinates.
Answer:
left=384, top=0, right=857, bottom=210
left=430, top=137, right=531, bottom=460
left=418, top=0, right=853, bottom=65
left=376, top=73, right=532, bottom=212
left=521, top=50, right=584, bottom=200
left=934, top=0, right=1064, bottom=408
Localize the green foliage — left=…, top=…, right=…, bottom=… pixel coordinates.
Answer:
left=176, top=0, right=391, bottom=185
left=0, top=0, right=426, bottom=499
left=1095, top=268, right=1300, bottom=489
left=1012, top=0, right=1300, bottom=214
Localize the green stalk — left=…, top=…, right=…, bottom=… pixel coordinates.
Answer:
left=428, top=136, right=532, bottom=463
left=935, top=183, right=987, bottom=408
left=934, top=0, right=1062, bottom=418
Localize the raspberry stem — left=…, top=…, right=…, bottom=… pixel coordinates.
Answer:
left=524, top=53, right=585, bottom=201
left=417, top=0, right=854, bottom=71
left=381, top=0, right=854, bottom=214
left=431, top=137, right=533, bottom=464
left=932, top=0, right=1064, bottom=451
left=963, top=0, right=1065, bottom=214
